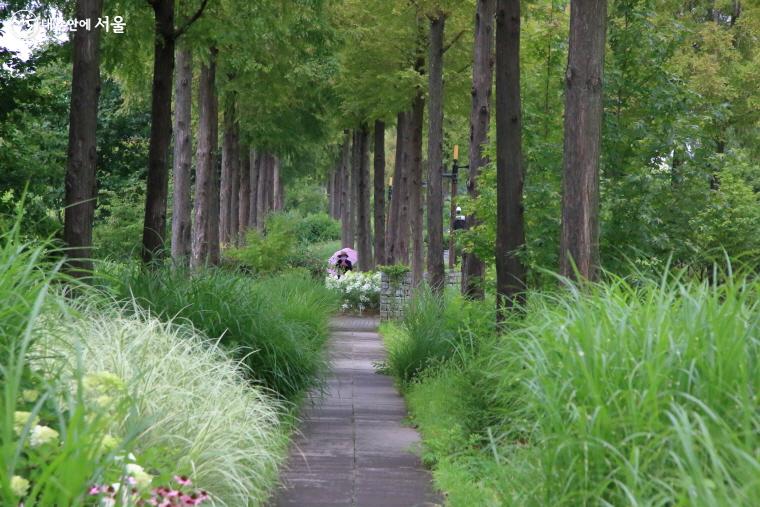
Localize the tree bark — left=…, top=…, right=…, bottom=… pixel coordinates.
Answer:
left=238, top=146, right=250, bottom=243
left=220, top=97, right=237, bottom=244
left=171, top=47, right=192, bottom=264
left=340, top=132, right=354, bottom=248
left=190, top=53, right=216, bottom=269
left=256, top=153, right=267, bottom=229
left=427, top=14, right=446, bottom=291
left=386, top=111, right=408, bottom=264
left=273, top=156, right=282, bottom=211
left=356, top=124, right=373, bottom=270
left=207, top=52, right=220, bottom=265
left=64, top=0, right=103, bottom=278
left=462, top=0, right=496, bottom=299
left=373, top=120, right=386, bottom=267
left=495, top=0, right=527, bottom=317
left=559, top=0, right=607, bottom=281
left=142, top=0, right=175, bottom=264
left=409, top=90, right=426, bottom=286
left=333, top=153, right=344, bottom=220
left=249, top=149, right=259, bottom=229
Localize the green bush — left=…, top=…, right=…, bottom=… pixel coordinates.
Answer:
left=294, top=213, right=341, bottom=244
left=401, top=272, right=760, bottom=505
left=225, top=212, right=339, bottom=276
left=110, top=266, right=338, bottom=399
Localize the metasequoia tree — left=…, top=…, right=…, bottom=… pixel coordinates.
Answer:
left=559, top=0, right=608, bottom=281
left=462, top=0, right=496, bottom=299
left=426, top=12, right=446, bottom=291
left=238, top=147, right=251, bottom=243
left=63, top=0, right=104, bottom=278
left=387, top=111, right=409, bottom=264
left=190, top=49, right=217, bottom=268
left=373, top=120, right=386, bottom=266
left=339, top=132, right=354, bottom=247
left=170, top=47, right=193, bottom=263
left=495, top=0, right=526, bottom=315
left=355, top=124, right=373, bottom=270
left=142, top=0, right=209, bottom=264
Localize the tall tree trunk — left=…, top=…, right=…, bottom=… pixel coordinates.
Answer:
left=356, top=124, right=373, bottom=270
left=340, top=132, right=354, bottom=248
left=238, top=145, right=250, bottom=243
left=190, top=54, right=216, bottom=269
left=397, top=112, right=412, bottom=264
left=142, top=0, right=175, bottom=264
left=350, top=131, right=360, bottom=248
left=462, top=0, right=496, bottom=299
left=409, top=90, right=425, bottom=285
left=373, top=120, right=386, bottom=266
left=559, top=0, right=607, bottom=281
left=266, top=155, right=276, bottom=214
left=249, top=149, right=259, bottom=229
left=256, top=153, right=267, bottom=229
left=333, top=153, right=344, bottom=220
left=229, top=127, right=240, bottom=243
left=273, top=157, right=282, bottom=211
left=427, top=14, right=446, bottom=291
left=220, top=97, right=237, bottom=244
left=171, top=47, right=192, bottom=263
left=207, top=51, right=220, bottom=265
left=495, top=0, right=527, bottom=317
left=386, top=111, right=407, bottom=264
left=64, top=0, right=103, bottom=278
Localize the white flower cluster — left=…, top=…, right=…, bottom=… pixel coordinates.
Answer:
left=325, top=271, right=381, bottom=312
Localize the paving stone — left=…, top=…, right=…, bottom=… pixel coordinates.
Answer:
left=272, top=316, right=442, bottom=507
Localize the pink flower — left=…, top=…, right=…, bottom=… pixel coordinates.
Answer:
left=173, top=475, right=192, bottom=486
left=88, top=485, right=101, bottom=495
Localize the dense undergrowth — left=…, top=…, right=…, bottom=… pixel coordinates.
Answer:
left=106, top=266, right=338, bottom=399
left=384, top=275, right=760, bottom=506
left=1, top=222, right=336, bottom=506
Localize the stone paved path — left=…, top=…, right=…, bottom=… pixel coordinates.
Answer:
left=273, top=315, right=442, bottom=507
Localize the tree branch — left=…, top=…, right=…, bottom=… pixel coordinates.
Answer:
left=443, top=29, right=466, bottom=54
left=174, top=0, right=210, bottom=39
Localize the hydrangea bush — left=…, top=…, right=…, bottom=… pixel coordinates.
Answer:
left=325, top=271, right=381, bottom=313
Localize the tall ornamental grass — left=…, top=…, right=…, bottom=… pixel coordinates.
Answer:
left=110, top=266, right=338, bottom=398
left=44, top=307, right=286, bottom=506
left=403, top=274, right=760, bottom=506
left=383, top=285, right=493, bottom=386
left=0, top=224, right=137, bottom=506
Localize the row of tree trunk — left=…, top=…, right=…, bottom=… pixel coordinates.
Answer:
left=325, top=0, right=608, bottom=317
left=174, top=48, right=282, bottom=268
left=62, top=1, right=281, bottom=276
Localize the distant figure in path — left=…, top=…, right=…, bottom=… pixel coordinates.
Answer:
left=335, top=252, right=353, bottom=278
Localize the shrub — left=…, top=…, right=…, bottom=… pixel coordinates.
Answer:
left=325, top=271, right=381, bottom=312
left=294, top=213, right=341, bottom=244
left=227, top=224, right=298, bottom=275
left=110, top=266, right=338, bottom=399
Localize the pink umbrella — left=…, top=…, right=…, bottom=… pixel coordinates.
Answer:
left=328, top=247, right=358, bottom=277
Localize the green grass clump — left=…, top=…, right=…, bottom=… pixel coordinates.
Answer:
left=383, top=285, right=493, bottom=386
left=0, top=223, right=138, bottom=506
left=397, top=273, right=760, bottom=506
left=111, top=266, right=338, bottom=399
left=46, top=307, right=286, bottom=506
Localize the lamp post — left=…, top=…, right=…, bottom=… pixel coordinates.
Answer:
left=443, top=145, right=467, bottom=268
